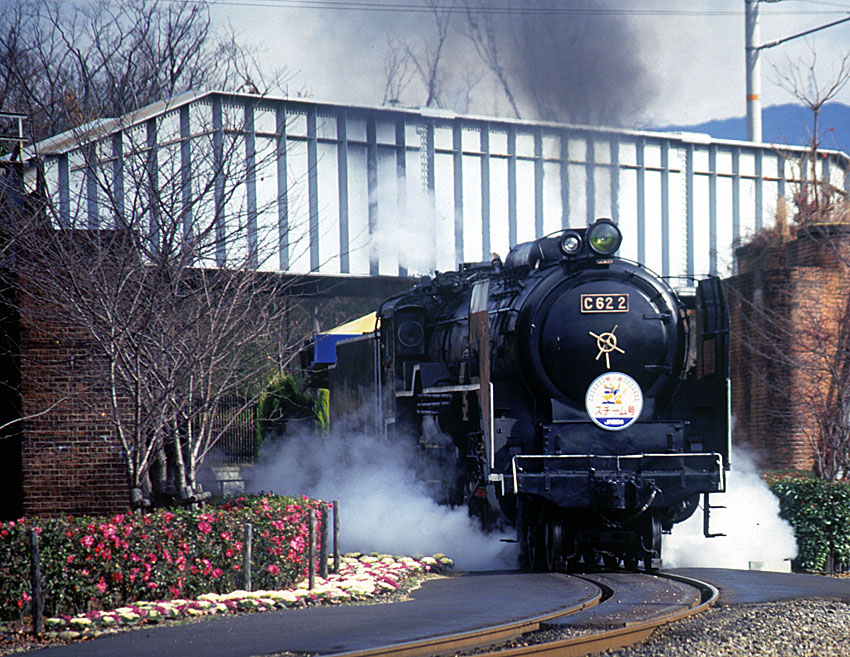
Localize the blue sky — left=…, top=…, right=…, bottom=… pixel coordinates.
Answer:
left=208, top=0, right=850, bottom=126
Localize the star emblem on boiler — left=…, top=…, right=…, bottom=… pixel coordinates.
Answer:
left=589, top=324, right=625, bottom=369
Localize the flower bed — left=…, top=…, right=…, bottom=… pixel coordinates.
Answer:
left=0, top=495, right=326, bottom=621
left=37, top=553, right=453, bottom=639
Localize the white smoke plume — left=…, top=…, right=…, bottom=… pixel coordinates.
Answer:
left=662, top=450, right=797, bottom=570
left=369, top=180, right=444, bottom=276
left=250, top=423, right=518, bottom=572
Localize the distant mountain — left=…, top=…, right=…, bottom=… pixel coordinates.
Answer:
left=657, top=102, right=850, bottom=155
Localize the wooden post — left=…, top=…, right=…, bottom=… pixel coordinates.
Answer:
left=29, top=529, right=43, bottom=636
left=319, top=504, right=329, bottom=579
left=242, top=523, right=253, bottom=592
left=332, top=499, right=340, bottom=574
left=308, top=511, right=316, bottom=590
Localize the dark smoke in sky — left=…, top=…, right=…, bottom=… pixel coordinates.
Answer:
left=500, top=1, right=658, bottom=126
left=381, top=0, right=660, bottom=126
left=305, top=1, right=658, bottom=127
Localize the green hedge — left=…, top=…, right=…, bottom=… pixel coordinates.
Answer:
left=767, top=474, right=850, bottom=572
left=0, top=495, right=325, bottom=621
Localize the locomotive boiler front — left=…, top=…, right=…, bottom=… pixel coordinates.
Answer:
left=512, top=252, right=687, bottom=416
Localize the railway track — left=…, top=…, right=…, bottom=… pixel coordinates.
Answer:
left=330, top=572, right=718, bottom=657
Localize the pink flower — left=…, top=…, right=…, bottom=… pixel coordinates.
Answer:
left=267, top=564, right=280, bottom=575
left=95, top=578, right=107, bottom=594
left=80, top=535, right=95, bottom=548
left=197, top=520, right=212, bottom=534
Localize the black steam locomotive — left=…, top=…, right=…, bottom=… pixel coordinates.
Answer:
left=328, top=218, right=730, bottom=571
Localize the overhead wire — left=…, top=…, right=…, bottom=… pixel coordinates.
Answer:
left=160, top=0, right=850, bottom=16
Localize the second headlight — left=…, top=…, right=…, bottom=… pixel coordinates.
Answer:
left=587, top=219, right=622, bottom=256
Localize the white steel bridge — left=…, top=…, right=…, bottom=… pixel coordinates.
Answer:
left=24, top=90, right=850, bottom=283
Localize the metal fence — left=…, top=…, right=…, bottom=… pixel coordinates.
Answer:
left=204, top=395, right=257, bottom=465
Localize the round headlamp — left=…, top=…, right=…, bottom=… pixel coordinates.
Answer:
left=587, top=219, right=622, bottom=256
left=559, top=231, right=582, bottom=255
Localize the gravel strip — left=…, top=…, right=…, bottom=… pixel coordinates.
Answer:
left=459, top=598, right=850, bottom=657
left=601, top=598, right=850, bottom=657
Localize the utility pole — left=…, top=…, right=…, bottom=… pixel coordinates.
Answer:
left=745, top=0, right=762, bottom=142
left=745, top=0, right=850, bottom=143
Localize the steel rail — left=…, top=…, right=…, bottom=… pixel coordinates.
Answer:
left=328, top=577, right=603, bottom=657
left=327, top=572, right=717, bottom=657
left=467, top=572, right=719, bottom=657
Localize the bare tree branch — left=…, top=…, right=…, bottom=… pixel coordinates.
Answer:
left=771, top=46, right=850, bottom=216
left=382, top=36, right=414, bottom=105
left=0, top=0, right=289, bottom=144
left=461, top=0, right=521, bottom=119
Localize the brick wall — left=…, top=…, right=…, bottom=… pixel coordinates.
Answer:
left=727, top=224, right=850, bottom=472
left=18, top=282, right=129, bottom=516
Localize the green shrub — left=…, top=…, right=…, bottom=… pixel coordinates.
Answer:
left=0, top=495, right=325, bottom=621
left=314, top=388, right=329, bottom=436
left=767, top=473, right=850, bottom=571
left=256, top=372, right=316, bottom=450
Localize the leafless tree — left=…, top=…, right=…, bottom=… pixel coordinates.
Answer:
left=1, top=97, right=310, bottom=508
left=382, top=36, right=415, bottom=106
left=772, top=47, right=850, bottom=217
left=406, top=0, right=453, bottom=108
left=461, top=1, right=521, bottom=119
left=379, top=0, right=454, bottom=109
left=0, top=0, right=288, bottom=144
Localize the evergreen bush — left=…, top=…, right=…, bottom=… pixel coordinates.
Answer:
left=767, top=473, right=850, bottom=572
left=255, top=372, right=315, bottom=450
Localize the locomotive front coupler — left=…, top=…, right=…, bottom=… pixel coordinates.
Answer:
left=592, top=475, right=656, bottom=513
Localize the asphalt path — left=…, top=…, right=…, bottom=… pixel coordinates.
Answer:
left=23, top=569, right=850, bottom=657
left=670, top=568, right=850, bottom=604
left=25, top=572, right=597, bottom=657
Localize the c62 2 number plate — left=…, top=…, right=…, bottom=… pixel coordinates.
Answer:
left=580, top=293, right=629, bottom=313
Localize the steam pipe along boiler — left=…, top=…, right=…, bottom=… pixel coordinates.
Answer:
left=328, top=218, right=730, bottom=571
